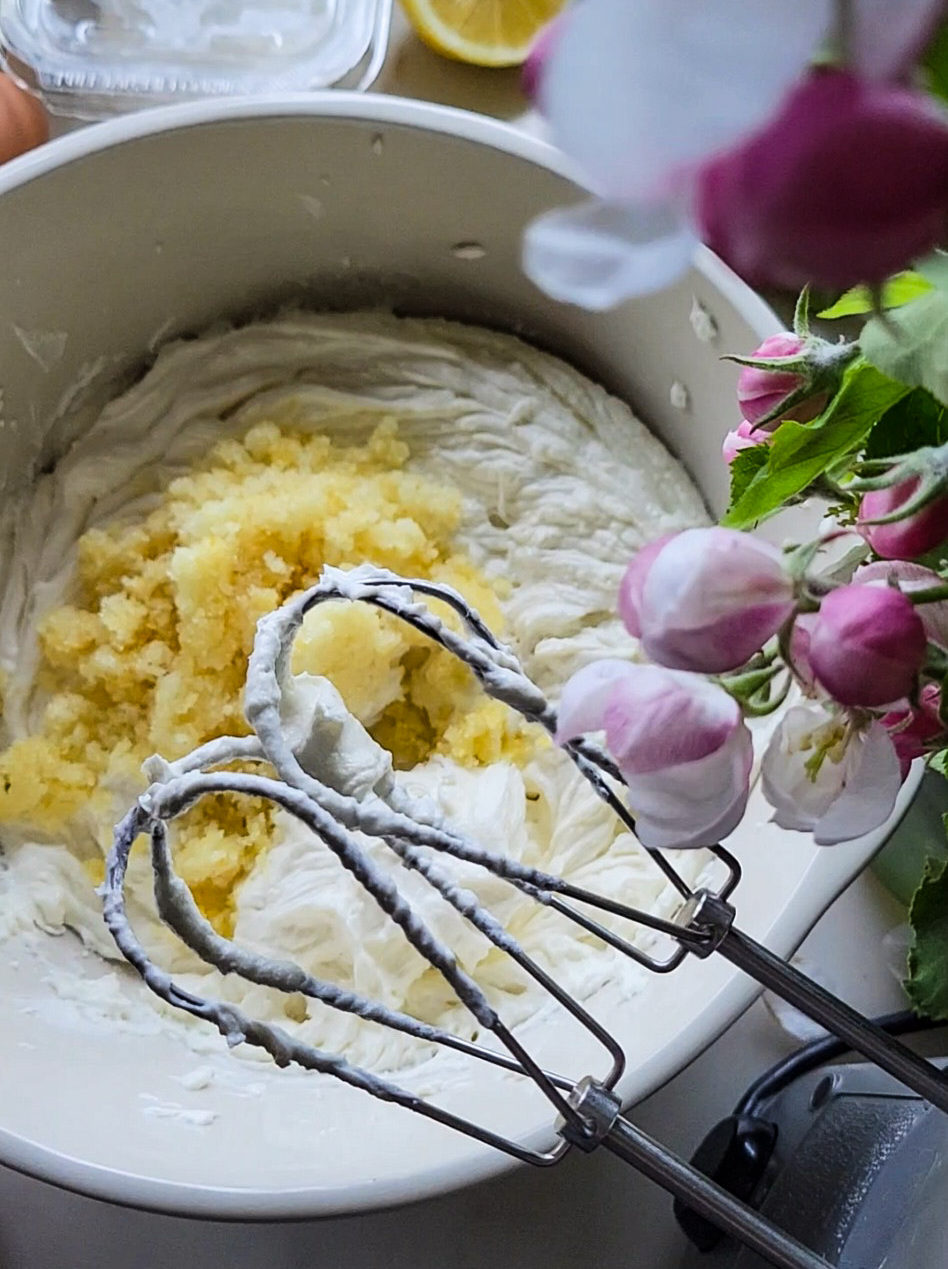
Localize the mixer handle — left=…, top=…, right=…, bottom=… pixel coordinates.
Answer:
left=561, top=1078, right=831, bottom=1269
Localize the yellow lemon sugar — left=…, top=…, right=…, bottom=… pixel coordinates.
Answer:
left=0, top=418, right=530, bottom=931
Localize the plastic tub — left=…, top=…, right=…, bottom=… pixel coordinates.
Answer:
left=0, top=0, right=391, bottom=117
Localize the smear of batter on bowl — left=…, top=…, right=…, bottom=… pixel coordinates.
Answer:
left=0, top=312, right=711, bottom=1072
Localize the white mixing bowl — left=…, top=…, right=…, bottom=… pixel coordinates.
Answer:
left=0, top=95, right=919, bottom=1219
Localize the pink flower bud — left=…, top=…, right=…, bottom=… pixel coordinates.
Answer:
left=855, top=560, right=948, bottom=649
left=722, top=419, right=769, bottom=465
left=736, top=333, right=826, bottom=426
left=617, top=533, right=674, bottom=636
left=881, top=683, right=943, bottom=778
left=858, top=477, right=948, bottom=560
left=695, top=72, right=948, bottom=290
left=618, top=527, right=795, bottom=673
left=556, top=659, right=753, bottom=849
left=808, top=584, right=927, bottom=708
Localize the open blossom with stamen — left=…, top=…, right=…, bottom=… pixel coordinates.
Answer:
left=556, top=659, right=753, bottom=849
left=761, top=704, right=903, bottom=845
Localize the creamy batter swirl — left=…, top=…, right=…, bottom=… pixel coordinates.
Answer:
left=0, top=313, right=710, bottom=1071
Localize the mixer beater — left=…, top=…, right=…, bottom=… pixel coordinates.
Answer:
left=102, top=566, right=948, bottom=1269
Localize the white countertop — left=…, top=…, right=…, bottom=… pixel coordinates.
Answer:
left=374, top=8, right=542, bottom=129
left=2, top=9, right=944, bottom=1267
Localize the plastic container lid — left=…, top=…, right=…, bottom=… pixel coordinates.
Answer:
left=0, top=0, right=392, bottom=118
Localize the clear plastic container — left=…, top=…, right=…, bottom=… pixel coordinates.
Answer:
left=0, top=0, right=392, bottom=118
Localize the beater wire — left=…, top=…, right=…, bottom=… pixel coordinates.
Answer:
left=101, top=565, right=948, bottom=1269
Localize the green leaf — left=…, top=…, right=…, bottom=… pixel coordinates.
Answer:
left=792, top=285, right=811, bottom=336
left=918, top=249, right=948, bottom=291
left=923, top=19, right=948, bottom=106
left=816, top=541, right=870, bottom=586
left=817, top=272, right=933, bottom=319
left=929, top=749, right=948, bottom=779
left=864, top=388, right=948, bottom=460
left=721, top=359, right=909, bottom=529
left=861, top=274, right=948, bottom=407
left=726, top=445, right=769, bottom=510
left=906, top=850, right=948, bottom=1019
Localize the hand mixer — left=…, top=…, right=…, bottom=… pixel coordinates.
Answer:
left=101, top=565, right=948, bottom=1269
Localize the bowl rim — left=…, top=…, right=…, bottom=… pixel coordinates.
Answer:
left=0, top=91, right=922, bottom=1220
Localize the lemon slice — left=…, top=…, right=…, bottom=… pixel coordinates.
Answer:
left=401, top=0, right=567, bottom=68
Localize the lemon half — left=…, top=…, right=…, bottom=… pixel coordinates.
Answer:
left=401, top=0, right=567, bottom=68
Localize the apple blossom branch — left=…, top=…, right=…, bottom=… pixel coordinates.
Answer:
left=522, top=0, right=948, bottom=304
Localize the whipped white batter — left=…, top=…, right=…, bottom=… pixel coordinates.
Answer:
left=0, top=312, right=711, bottom=1073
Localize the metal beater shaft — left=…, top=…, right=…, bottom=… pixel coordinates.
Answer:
left=719, top=927, right=948, bottom=1113
left=680, top=893, right=948, bottom=1112
left=564, top=1079, right=831, bottom=1269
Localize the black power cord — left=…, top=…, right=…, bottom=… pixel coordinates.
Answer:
left=734, top=1009, right=943, bottom=1118
left=674, top=1009, right=946, bottom=1254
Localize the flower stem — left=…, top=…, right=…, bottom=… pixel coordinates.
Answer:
left=832, top=0, right=855, bottom=64
left=924, top=646, right=948, bottom=678
left=718, top=664, right=781, bottom=697
left=910, top=584, right=948, bottom=605
left=742, top=673, right=792, bottom=718
left=811, top=474, right=855, bottom=506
